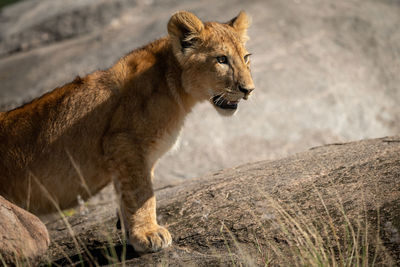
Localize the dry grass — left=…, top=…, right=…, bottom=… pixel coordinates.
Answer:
left=218, top=188, right=391, bottom=267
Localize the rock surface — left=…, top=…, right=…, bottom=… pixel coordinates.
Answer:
left=41, top=136, right=400, bottom=266
left=0, top=0, right=399, bottom=189
left=0, top=196, right=50, bottom=264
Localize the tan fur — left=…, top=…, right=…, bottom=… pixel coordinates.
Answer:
left=0, top=11, right=254, bottom=252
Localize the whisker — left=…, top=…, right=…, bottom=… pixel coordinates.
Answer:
left=209, top=89, right=242, bottom=104
left=217, top=93, right=226, bottom=105
left=215, top=94, right=223, bottom=105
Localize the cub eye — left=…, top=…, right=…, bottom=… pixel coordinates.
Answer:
left=216, top=56, right=228, bottom=64
left=244, top=53, right=251, bottom=64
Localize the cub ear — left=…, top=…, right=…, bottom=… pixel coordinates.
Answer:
left=228, top=11, right=251, bottom=43
left=168, top=11, right=204, bottom=52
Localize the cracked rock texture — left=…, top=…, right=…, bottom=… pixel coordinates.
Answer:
left=0, top=0, right=399, bottom=189
left=41, top=136, right=400, bottom=266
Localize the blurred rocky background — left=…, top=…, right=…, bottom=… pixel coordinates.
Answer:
left=0, top=0, right=399, bottom=189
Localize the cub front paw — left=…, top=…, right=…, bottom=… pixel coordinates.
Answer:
left=130, top=225, right=172, bottom=253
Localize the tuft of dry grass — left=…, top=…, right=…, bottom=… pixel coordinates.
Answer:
left=218, top=188, right=391, bottom=267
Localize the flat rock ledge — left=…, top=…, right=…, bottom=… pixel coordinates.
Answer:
left=40, top=136, right=400, bottom=266
left=0, top=196, right=50, bottom=264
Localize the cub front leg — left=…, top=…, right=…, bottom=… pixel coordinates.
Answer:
left=114, top=163, right=172, bottom=252
left=104, top=135, right=171, bottom=253
left=113, top=164, right=172, bottom=253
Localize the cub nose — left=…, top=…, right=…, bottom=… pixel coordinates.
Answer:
left=238, top=85, right=255, bottom=100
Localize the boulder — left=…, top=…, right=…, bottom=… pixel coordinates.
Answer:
left=0, top=196, right=50, bottom=264
left=41, top=136, right=400, bottom=265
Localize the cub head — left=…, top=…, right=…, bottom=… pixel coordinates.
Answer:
left=168, top=11, right=255, bottom=116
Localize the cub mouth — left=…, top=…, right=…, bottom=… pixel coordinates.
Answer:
left=212, top=95, right=239, bottom=110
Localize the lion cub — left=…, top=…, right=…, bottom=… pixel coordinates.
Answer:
left=0, top=11, right=254, bottom=252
